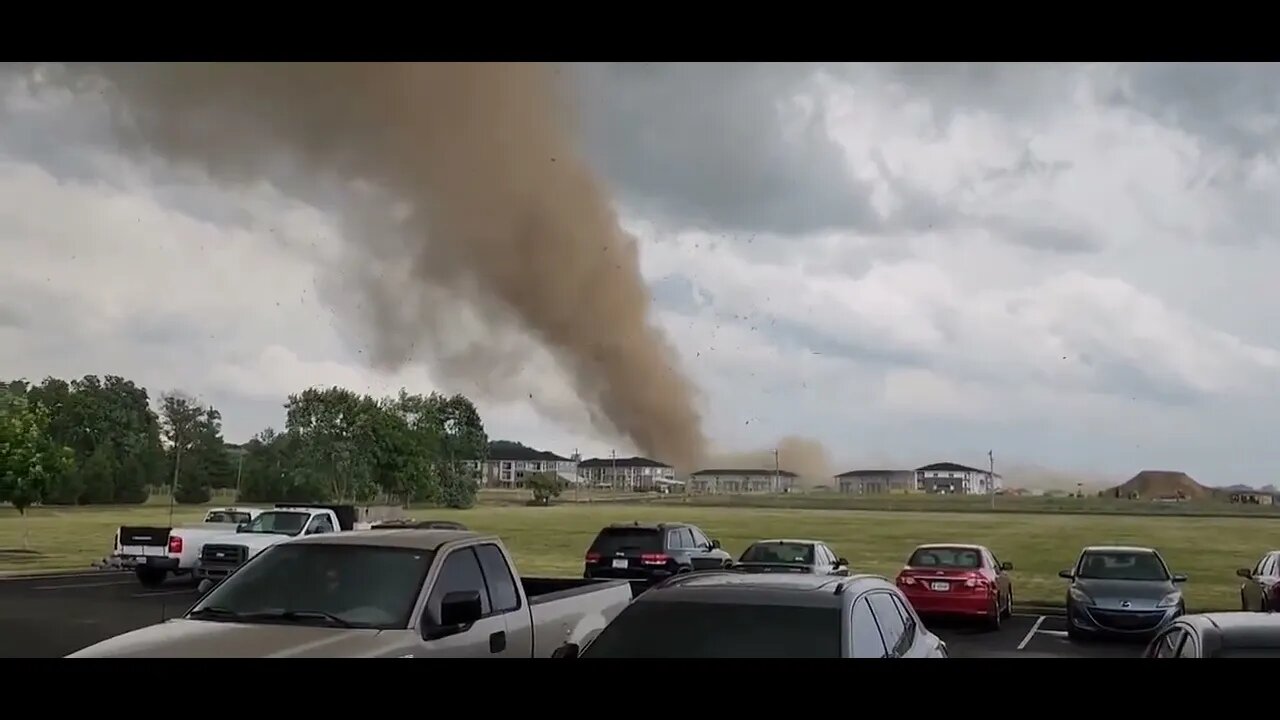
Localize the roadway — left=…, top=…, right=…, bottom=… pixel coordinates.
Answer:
left=0, top=571, right=1145, bottom=658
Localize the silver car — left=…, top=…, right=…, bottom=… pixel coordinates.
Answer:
left=1060, top=545, right=1187, bottom=640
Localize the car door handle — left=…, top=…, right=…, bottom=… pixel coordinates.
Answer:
left=489, top=631, right=507, bottom=654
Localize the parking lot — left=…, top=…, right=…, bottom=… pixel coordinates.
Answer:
left=0, top=571, right=1145, bottom=657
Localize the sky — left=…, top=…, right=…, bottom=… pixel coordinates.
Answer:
left=3, top=62, right=1280, bottom=487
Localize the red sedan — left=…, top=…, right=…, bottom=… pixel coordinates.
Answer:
left=895, top=544, right=1014, bottom=631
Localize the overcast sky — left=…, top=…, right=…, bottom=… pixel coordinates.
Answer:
left=3, top=62, right=1280, bottom=486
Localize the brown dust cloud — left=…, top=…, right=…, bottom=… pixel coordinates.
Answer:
left=56, top=61, right=833, bottom=479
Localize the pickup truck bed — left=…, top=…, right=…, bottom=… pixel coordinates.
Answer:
left=523, top=577, right=645, bottom=604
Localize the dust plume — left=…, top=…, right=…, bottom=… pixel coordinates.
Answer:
left=55, top=62, right=708, bottom=468
left=699, top=436, right=834, bottom=487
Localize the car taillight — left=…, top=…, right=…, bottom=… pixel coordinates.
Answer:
left=965, top=572, right=990, bottom=590
left=898, top=575, right=917, bottom=585
left=640, top=553, right=670, bottom=566
left=585, top=552, right=601, bottom=563
left=168, top=536, right=183, bottom=554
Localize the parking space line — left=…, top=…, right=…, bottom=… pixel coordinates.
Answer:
left=33, top=580, right=134, bottom=591
left=1037, top=630, right=1069, bottom=638
left=1017, top=615, right=1046, bottom=650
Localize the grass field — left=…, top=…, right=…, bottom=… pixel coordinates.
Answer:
left=1, top=493, right=1272, bottom=611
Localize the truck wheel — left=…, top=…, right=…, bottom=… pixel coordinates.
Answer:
left=135, top=567, right=167, bottom=588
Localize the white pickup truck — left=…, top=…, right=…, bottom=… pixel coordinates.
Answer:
left=70, top=530, right=638, bottom=658
left=106, top=507, right=266, bottom=588
left=194, top=504, right=377, bottom=587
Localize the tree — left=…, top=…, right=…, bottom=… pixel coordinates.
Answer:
left=526, top=471, right=562, bottom=507
left=158, top=392, right=219, bottom=504
left=0, top=390, right=74, bottom=548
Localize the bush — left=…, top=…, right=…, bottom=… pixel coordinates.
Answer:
left=173, top=483, right=211, bottom=504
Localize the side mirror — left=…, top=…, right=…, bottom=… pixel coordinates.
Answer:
left=1058, top=569, right=1074, bottom=579
left=710, top=539, right=721, bottom=550
left=836, top=557, right=849, bottom=567
left=550, top=642, right=579, bottom=659
left=439, top=590, right=484, bottom=627
left=1237, top=568, right=1254, bottom=579
left=1171, top=574, right=1188, bottom=583
left=236, top=525, right=247, bottom=533
left=1001, top=561, right=1014, bottom=571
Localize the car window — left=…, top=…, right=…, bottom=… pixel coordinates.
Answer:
left=866, top=592, right=908, bottom=656
left=739, top=542, right=815, bottom=564
left=667, top=530, right=684, bottom=549
left=987, top=551, right=1002, bottom=570
left=887, top=593, right=917, bottom=646
left=1254, top=556, right=1269, bottom=576
left=1076, top=551, right=1169, bottom=581
left=475, top=543, right=521, bottom=614
left=818, top=546, right=834, bottom=565
left=850, top=597, right=886, bottom=658
left=590, top=528, right=663, bottom=555
left=579, top=601, right=841, bottom=658
left=689, top=527, right=711, bottom=548
left=426, top=548, right=491, bottom=625
left=677, top=529, right=695, bottom=548
left=908, top=547, right=982, bottom=569
left=1265, top=554, right=1279, bottom=577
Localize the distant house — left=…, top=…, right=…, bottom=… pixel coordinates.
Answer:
left=915, top=462, right=1001, bottom=495
left=471, top=442, right=579, bottom=488
left=578, top=456, right=678, bottom=492
left=833, top=469, right=915, bottom=495
left=689, top=469, right=797, bottom=494
left=1229, top=491, right=1275, bottom=506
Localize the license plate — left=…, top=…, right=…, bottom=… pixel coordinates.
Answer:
left=135, top=556, right=148, bottom=566
left=612, top=558, right=628, bottom=570
left=930, top=582, right=950, bottom=591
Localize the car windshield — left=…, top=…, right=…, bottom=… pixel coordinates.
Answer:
left=189, top=543, right=435, bottom=629
left=239, top=511, right=310, bottom=536
left=1077, top=551, right=1169, bottom=581
left=590, top=528, right=662, bottom=554
left=739, top=543, right=815, bottom=564
left=908, top=547, right=982, bottom=569
left=579, top=601, right=841, bottom=658
left=206, top=510, right=251, bottom=524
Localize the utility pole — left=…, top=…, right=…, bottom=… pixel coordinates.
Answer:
left=773, top=448, right=781, bottom=493
left=168, top=435, right=182, bottom=527
left=573, top=448, right=579, bottom=502
left=235, top=452, right=244, bottom=500
left=988, top=449, right=996, bottom=510
left=611, top=449, right=618, bottom=492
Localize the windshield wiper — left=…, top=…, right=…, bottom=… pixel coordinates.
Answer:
left=246, top=609, right=354, bottom=628
left=188, top=606, right=245, bottom=620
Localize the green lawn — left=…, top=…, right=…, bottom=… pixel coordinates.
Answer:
left=1, top=497, right=1270, bottom=611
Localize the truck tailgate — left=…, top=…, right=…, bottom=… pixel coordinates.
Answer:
left=524, top=577, right=634, bottom=657
left=117, top=526, right=171, bottom=558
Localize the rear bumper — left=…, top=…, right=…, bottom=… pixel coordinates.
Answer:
left=902, top=591, right=995, bottom=617
left=103, top=554, right=180, bottom=571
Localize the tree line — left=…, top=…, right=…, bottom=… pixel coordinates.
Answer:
left=0, top=375, right=488, bottom=518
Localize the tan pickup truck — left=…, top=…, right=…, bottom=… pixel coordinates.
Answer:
left=67, top=529, right=636, bottom=658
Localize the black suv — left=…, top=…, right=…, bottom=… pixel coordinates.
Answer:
left=584, top=522, right=733, bottom=585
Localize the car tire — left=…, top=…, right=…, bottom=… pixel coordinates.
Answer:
left=1066, top=623, right=1084, bottom=642
left=1001, top=588, right=1014, bottom=619
left=985, top=598, right=1002, bottom=631
left=1242, top=589, right=1250, bottom=612
left=135, top=567, right=167, bottom=588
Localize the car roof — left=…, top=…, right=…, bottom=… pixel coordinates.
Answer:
left=289, top=529, right=486, bottom=551
left=1080, top=545, right=1158, bottom=554
left=1190, top=612, right=1280, bottom=648
left=746, top=538, right=825, bottom=546
left=602, top=522, right=689, bottom=531
left=912, top=543, right=986, bottom=551
left=640, top=571, right=889, bottom=608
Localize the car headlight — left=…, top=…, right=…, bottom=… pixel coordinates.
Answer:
left=1068, top=586, right=1094, bottom=605
left=1157, top=592, right=1181, bottom=608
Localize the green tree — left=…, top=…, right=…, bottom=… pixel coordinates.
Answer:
left=0, top=390, right=74, bottom=548
left=158, top=392, right=218, bottom=503
left=285, top=387, right=383, bottom=502
left=526, top=471, right=561, bottom=506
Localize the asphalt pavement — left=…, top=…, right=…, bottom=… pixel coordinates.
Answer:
left=1, top=571, right=1148, bottom=658
left=0, top=570, right=202, bottom=658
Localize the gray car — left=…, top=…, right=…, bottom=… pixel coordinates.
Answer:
left=1060, top=545, right=1187, bottom=640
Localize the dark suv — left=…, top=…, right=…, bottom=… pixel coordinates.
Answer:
left=584, top=522, right=733, bottom=585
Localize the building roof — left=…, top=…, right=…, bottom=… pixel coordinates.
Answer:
left=485, top=443, right=571, bottom=462
left=834, top=469, right=913, bottom=478
left=690, top=468, right=800, bottom=478
left=916, top=462, right=994, bottom=474
left=579, top=456, right=672, bottom=468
